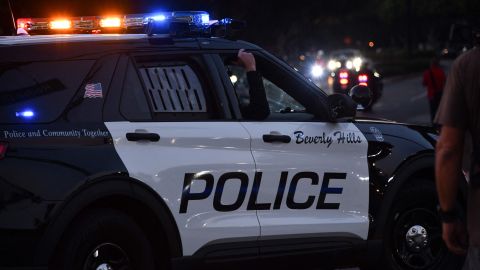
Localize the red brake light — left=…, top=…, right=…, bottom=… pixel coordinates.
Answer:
left=0, top=142, right=8, bottom=160
left=339, top=71, right=349, bottom=79
left=358, top=74, right=368, bottom=86
left=358, top=74, right=368, bottom=82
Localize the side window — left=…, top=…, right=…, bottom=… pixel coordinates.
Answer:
left=121, top=55, right=219, bottom=121
left=139, top=65, right=207, bottom=113
left=263, top=78, right=305, bottom=113
left=224, top=53, right=314, bottom=121
left=120, top=60, right=152, bottom=121
left=0, top=60, right=95, bottom=123
left=228, top=65, right=305, bottom=114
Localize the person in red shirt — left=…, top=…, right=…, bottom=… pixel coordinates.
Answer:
left=423, top=57, right=446, bottom=122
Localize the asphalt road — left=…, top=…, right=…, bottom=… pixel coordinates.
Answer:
left=357, top=60, right=452, bottom=125
left=358, top=74, right=431, bottom=124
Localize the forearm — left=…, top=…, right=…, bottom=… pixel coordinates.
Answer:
left=435, top=142, right=463, bottom=211
left=245, top=71, right=269, bottom=119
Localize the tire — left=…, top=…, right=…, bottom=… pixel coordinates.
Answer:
left=379, top=180, right=465, bottom=270
left=53, top=208, right=156, bottom=270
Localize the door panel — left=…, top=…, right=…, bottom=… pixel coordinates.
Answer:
left=106, top=122, right=259, bottom=255
left=241, top=122, right=370, bottom=239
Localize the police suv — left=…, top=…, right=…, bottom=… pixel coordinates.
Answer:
left=0, top=11, right=465, bottom=270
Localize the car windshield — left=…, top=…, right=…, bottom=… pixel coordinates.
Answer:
left=264, top=51, right=328, bottom=96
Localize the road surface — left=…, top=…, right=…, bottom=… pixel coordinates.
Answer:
left=357, top=60, right=452, bottom=125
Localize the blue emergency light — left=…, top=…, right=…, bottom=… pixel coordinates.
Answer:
left=151, top=15, right=166, bottom=21
left=145, top=11, right=212, bottom=37
left=16, top=110, right=35, bottom=119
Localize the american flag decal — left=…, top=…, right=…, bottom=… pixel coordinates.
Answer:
left=84, top=83, right=103, bottom=98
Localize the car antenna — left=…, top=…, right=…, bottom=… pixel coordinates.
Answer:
left=7, top=0, right=17, bottom=35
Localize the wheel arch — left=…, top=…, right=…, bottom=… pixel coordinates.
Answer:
left=371, top=153, right=468, bottom=240
left=34, top=174, right=182, bottom=266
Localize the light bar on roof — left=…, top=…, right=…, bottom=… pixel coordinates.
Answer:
left=17, top=18, right=31, bottom=29
left=99, top=17, right=122, bottom=28
left=144, top=12, right=171, bottom=22
left=124, top=14, right=147, bottom=29
left=15, top=10, right=244, bottom=38
left=171, top=11, right=209, bottom=25
left=17, top=18, right=49, bottom=31
left=50, top=19, right=72, bottom=30
left=72, top=17, right=97, bottom=31
left=153, top=14, right=167, bottom=21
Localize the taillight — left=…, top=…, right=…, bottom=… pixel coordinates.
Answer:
left=0, top=142, right=8, bottom=160
left=339, top=71, right=349, bottom=85
left=358, top=74, right=368, bottom=86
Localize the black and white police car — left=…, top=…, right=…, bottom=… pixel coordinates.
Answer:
left=0, top=11, right=466, bottom=270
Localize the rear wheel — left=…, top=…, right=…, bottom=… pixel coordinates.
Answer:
left=381, top=180, right=464, bottom=270
left=53, top=208, right=157, bottom=270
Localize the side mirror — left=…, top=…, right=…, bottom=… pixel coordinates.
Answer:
left=327, top=93, right=357, bottom=121
left=349, top=85, right=372, bottom=109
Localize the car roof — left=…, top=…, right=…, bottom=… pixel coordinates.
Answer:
left=0, top=34, right=262, bottom=50
left=0, top=34, right=148, bottom=46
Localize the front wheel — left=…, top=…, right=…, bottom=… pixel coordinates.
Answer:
left=53, top=208, right=156, bottom=270
left=381, top=180, right=465, bottom=270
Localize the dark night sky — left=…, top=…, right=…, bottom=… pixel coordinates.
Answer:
left=6, top=0, right=218, bottom=17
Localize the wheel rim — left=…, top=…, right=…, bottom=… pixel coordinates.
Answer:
left=83, top=243, right=131, bottom=270
left=391, top=207, right=446, bottom=269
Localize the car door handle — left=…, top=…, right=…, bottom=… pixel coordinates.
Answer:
left=262, top=134, right=291, bottom=143
left=126, top=132, right=160, bottom=142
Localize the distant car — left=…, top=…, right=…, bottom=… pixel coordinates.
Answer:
left=327, top=49, right=363, bottom=72
left=327, top=49, right=383, bottom=110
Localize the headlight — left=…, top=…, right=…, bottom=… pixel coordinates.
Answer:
left=346, top=60, right=353, bottom=69
left=311, top=64, right=324, bottom=78
left=353, top=57, right=362, bottom=71
left=327, top=60, right=337, bottom=71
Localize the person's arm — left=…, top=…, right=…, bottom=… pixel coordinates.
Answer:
left=435, top=126, right=468, bottom=255
left=243, top=71, right=269, bottom=119
left=436, top=126, right=464, bottom=211
left=236, top=49, right=270, bottom=120
left=434, top=57, right=468, bottom=255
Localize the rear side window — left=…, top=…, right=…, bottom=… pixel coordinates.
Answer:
left=120, top=55, right=219, bottom=121
left=0, top=60, right=94, bottom=123
left=139, top=65, right=207, bottom=113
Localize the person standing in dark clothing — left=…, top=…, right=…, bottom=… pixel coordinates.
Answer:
left=423, top=57, right=446, bottom=123
left=435, top=29, right=480, bottom=269
left=234, top=49, right=270, bottom=120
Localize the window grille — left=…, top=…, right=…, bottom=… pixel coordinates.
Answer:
left=139, top=65, right=207, bottom=112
